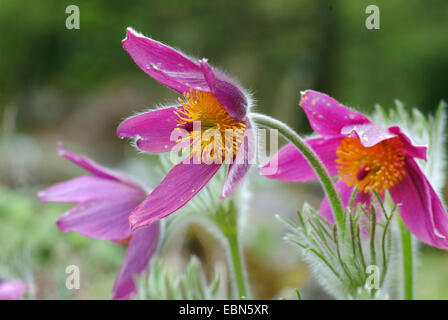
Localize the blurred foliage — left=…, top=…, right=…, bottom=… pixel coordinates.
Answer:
left=418, top=248, right=448, bottom=300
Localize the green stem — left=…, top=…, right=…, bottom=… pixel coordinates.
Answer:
left=399, top=217, right=414, bottom=300
left=226, top=230, right=249, bottom=299
left=212, top=203, right=250, bottom=299
left=250, top=113, right=345, bottom=232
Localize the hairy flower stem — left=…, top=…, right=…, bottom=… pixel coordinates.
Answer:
left=399, top=217, right=414, bottom=300
left=251, top=113, right=345, bottom=233
left=212, top=202, right=250, bottom=299
left=227, top=230, right=248, bottom=299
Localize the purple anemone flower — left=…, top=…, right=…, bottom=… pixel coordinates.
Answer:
left=38, top=144, right=160, bottom=299
left=117, top=28, right=254, bottom=230
left=0, top=280, right=27, bottom=300
left=260, top=90, right=448, bottom=249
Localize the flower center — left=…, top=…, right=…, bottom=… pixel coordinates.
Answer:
left=336, top=137, right=407, bottom=193
left=174, top=89, right=246, bottom=163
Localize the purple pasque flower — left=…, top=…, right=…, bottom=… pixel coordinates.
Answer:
left=117, top=28, right=255, bottom=231
left=0, top=280, right=27, bottom=300
left=260, top=90, right=448, bottom=249
left=38, top=144, right=160, bottom=299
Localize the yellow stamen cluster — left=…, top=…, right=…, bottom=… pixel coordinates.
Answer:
left=174, top=89, right=246, bottom=163
left=336, top=137, right=407, bottom=194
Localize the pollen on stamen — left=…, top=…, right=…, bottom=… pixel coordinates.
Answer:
left=336, top=137, right=407, bottom=194
left=173, top=89, right=246, bottom=163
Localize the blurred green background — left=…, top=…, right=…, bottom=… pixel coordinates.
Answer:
left=0, top=0, right=447, bottom=299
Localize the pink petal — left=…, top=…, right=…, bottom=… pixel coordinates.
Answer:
left=388, top=126, right=427, bottom=160
left=122, top=29, right=248, bottom=122
left=129, top=162, right=221, bottom=230
left=117, top=106, right=183, bottom=153
left=390, top=157, right=448, bottom=249
left=112, top=222, right=160, bottom=300
left=56, top=143, right=141, bottom=188
left=122, top=28, right=208, bottom=94
left=300, top=90, right=370, bottom=136
left=220, top=121, right=255, bottom=199
left=40, top=145, right=147, bottom=241
left=259, top=136, right=341, bottom=182
left=319, top=180, right=371, bottom=224
left=55, top=193, right=144, bottom=240
left=200, top=59, right=247, bottom=121
left=337, top=123, right=427, bottom=160
left=0, top=281, right=27, bottom=300
left=38, top=176, right=140, bottom=203
left=341, top=123, right=397, bottom=147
